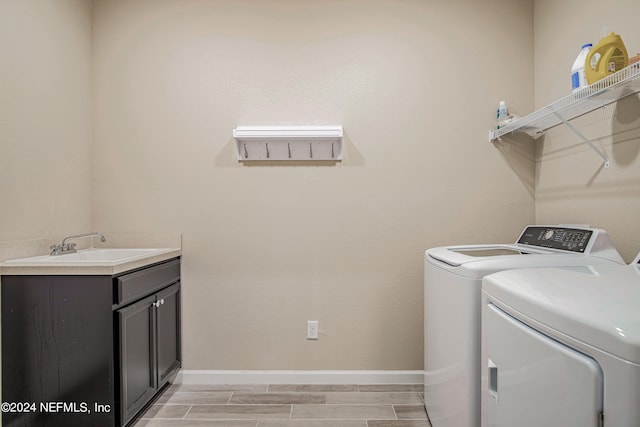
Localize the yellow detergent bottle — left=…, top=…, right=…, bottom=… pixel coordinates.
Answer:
left=585, top=32, right=628, bottom=84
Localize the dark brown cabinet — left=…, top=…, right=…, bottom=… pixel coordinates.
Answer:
left=118, top=282, right=180, bottom=426
left=1, top=257, right=181, bottom=427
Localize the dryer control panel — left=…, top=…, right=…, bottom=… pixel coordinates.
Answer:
left=517, top=226, right=593, bottom=252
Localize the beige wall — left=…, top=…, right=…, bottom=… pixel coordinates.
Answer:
left=0, top=0, right=93, bottom=417
left=534, top=0, right=640, bottom=262
left=92, top=0, right=534, bottom=370
left=0, top=0, right=93, bottom=242
left=3, top=0, right=638, bottom=376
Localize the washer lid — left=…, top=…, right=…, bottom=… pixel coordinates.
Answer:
left=483, top=265, right=640, bottom=363
left=427, top=225, right=624, bottom=267
left=427, top=244, right=551, bottom=267
left=426, top=244, right=624, bottom=280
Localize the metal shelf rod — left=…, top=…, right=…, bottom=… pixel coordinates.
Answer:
left=552, top=111, right=610, bottom=168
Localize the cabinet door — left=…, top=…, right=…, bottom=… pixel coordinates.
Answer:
left=156, top=283, right=181, bottom=386
left=118, top=293, right=157, bottom=426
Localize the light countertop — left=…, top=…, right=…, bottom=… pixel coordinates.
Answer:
left=0, top=248, right=181, bottom=275
left=0, top=232, right=182, bottom=276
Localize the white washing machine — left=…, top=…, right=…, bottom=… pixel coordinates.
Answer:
left=481, top=253, right=640, bottom=426
left=424, top=225, right=624, bottom=427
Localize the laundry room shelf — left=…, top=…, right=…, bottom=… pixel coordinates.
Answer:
left=489, top=62, right=640, bottom=168
left=233, top=125, right=343, bottom=161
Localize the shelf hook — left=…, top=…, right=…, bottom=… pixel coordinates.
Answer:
left=309, top=142, right=313, bottom=159
left=243, top=143, right=248, bottom=159
left=288, top=143, right=292, bottom=159
left=265, top=142, right=270, bottom=159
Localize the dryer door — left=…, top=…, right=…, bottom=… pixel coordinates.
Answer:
left=483, top=303, right=603, bottom=427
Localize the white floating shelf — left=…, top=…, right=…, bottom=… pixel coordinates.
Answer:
left=488, top=62, right=640, bottom=168
left=233, top=126, right=343, bottom=161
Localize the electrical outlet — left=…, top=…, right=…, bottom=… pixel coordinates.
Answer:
left=307, top=320, right=319, bottom=340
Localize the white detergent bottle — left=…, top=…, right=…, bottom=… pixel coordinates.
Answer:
left=571, top=43, right=592, bottom=92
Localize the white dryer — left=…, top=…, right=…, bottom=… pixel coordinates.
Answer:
left=481, top=254, right=640, bottom=426
left=424, top=225, right=624, bottom=427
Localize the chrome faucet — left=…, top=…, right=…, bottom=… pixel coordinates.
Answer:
left=50, top=232, right=107, bottom=256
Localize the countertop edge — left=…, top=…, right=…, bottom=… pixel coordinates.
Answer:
left=0, top=249, right=182, bottom=276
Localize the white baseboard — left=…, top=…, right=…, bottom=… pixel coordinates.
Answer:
left=177, top=370, right=424, bottom=385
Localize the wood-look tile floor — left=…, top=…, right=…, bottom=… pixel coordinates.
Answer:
left=132, top=384, right=431, bottom=427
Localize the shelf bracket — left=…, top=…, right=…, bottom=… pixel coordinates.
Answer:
left=552, top=111, right=610, bottom=168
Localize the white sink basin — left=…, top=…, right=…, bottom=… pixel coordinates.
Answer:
left=5, top=248, right=167, bottom=264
